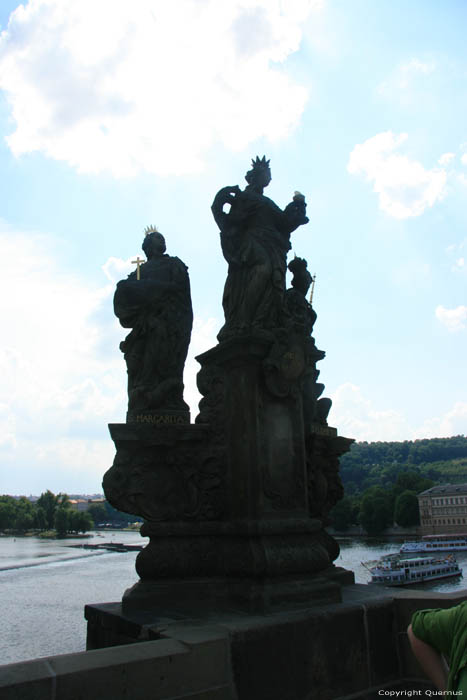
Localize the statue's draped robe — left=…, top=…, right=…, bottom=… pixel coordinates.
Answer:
left=114, top=254, right=193, bottom=412
left=218, top=188, right=306, bottom=339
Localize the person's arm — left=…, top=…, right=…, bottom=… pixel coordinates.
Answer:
left=407, top=623, right=449, bottom=691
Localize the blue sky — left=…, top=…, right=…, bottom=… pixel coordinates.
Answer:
left=0, top=0, right=465, bottom=495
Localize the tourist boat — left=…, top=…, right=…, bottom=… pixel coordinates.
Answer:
left=363, top=553, right=462, bottom=586
left=401, top=534, right=467, bottom=554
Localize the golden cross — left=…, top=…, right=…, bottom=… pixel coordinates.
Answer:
left=309, top=274, right=316, bottom=304
left=131, top=256, right=145, bottom=280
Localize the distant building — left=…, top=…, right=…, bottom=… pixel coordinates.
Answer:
left=418, top=484, right=467, bottom=535
left=69, top=498, right=105, bottom=512
left=69, top=499, right=88, bottom=511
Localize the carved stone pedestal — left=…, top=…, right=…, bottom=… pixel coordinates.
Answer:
left=103, top=334, right=353, bottom=613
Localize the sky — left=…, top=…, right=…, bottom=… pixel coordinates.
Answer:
left=0, top=0, right=465, bottom=495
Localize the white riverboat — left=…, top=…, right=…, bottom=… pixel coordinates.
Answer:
left=363, top=553, right=462, bottom=586
left=401, top=534, right=467, bottom=554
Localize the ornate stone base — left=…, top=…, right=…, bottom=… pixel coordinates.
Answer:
left=102, top=422, right=217, bottom=523
left=121, top=566, right=354, bottom=615
left=102, top=334, right=353, bottom=615
left=135, top=520, right=340, bottom=581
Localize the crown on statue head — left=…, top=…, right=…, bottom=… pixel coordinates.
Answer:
left=144, top=224, right=159, bottom=236
left=251, top=155, right=270, bottom=171
left=288, top=254, right=308, bottom=275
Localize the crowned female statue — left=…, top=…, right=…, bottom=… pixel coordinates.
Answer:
left=211, top=156, right=309, bottom=341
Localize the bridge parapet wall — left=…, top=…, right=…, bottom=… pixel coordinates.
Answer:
left=2, top=587, right=466, bottom=700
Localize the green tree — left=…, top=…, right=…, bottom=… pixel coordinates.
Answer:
left=359, top=487, right=392, bottom=535
left=37, top=490, right=58, bottom=529
left=56, top=493, right=72, bottom=509
left=13, top=497, right=36, bottom=532
left=394, top=490, right=420, bottom=527
left=54, top=506, right=70, bottom=536
left=330, top=496, right=357, bottom=531
left=34, top=506, right=48, bottom=530
left=392, top=471, right=433, bottom=498
left=15, top=510, right=34, bottom=531
left=79, top=511, right=93, bottom=533
left=69, top=510, right=93, bottom=533
left=339, top=436, right=467, bottom=497
left=104, top=501, right=142, bottom=525
left=0, top=499, right=16, bottom=529
left=88, top=503, right=107, bottom=525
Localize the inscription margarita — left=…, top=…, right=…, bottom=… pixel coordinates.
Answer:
left=134, top=414, right=188, bottom=425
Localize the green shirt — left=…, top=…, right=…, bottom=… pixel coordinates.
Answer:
left=412, top=601, right=467, bottom=692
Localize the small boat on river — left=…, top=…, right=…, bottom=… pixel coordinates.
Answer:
left=363, top=553, right=462, bottom=586
left=401, top=534, right=467, bottom=554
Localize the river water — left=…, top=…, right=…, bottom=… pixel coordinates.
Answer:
left=1, top=532, right=467, bottom=666
left=0, top=530, right=147, bottom=666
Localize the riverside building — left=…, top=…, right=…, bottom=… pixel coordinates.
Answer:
left=418, top=483, right=467, bottom=535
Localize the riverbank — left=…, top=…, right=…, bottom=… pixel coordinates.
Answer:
left=0, top=525, right=141, bottom=539
left=330, top=525, right=421, bottom=539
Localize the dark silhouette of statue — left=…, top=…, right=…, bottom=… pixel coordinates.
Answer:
left=113, top=229, right=193, bottom=418
left=286, top=256, right=331, bottom=427
left=99, top=168, right=354, bottom=621
left=211, top=156, right=309, bottom=340
left=286, top=255, right=317, bottom=338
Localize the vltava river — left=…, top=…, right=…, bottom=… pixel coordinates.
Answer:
left=1, top=533, right=467, bottom=666
left=0, top=531, right=147, bottom=665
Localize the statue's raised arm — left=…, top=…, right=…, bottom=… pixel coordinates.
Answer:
left=211, top=185, right=241, bottom=231
left=282, top=191, right=309, bottom=233
left=211, top=156, right=309, bottom=341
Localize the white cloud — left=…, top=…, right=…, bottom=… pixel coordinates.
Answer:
left=0, top=402, right=16, bottom=449
left=435, top=305, right=467, bottom=332
left=0, top=226, right=125, bottom=490
left=184, top=316, right=219, bottom=418
left=446, top=238, right=467, bottom=273
left=377, top=58, right=436, bottom=103
left=331, top=383, right=466, bottom=442
left=102, top=256, right=133, bottom=284
left=0, top=0, right=320, bottom=176
left=458, top=152, right=467, bottom=185
left=0, top=226, right=218, bottom=493
left=348, top=131, right=447, bottom=219
left=412, top=402, right=467, bottom=441
left=330, top=383, right=410, bottom=442
left=438, top=152, right=455, bottom=167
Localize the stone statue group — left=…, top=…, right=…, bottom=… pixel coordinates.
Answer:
left=104, top=157, right=351, bottom=592
left=114, top=155, right=330, bottom=427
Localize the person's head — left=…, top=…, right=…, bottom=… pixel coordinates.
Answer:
left=245, top=155, right=271, bottom=190
left=288, top=256, right=312, bottom=296
left=142, top=231, right=166, bottom=259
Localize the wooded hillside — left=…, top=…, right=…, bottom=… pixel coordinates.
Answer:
left=340, top=435, right=467, bottom=494
left=330, top=435, right=467, bottom=534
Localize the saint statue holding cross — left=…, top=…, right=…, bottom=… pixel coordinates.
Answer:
left=113, top=228, right=193, bottom=419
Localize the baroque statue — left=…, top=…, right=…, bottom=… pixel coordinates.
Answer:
left=99, top=162, right=354, bottom=618
left=211, top=156, right=309, bottom=341
left=113, top=227, right=193, bottom=419
left=286, top=256, right=331, bottom=428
